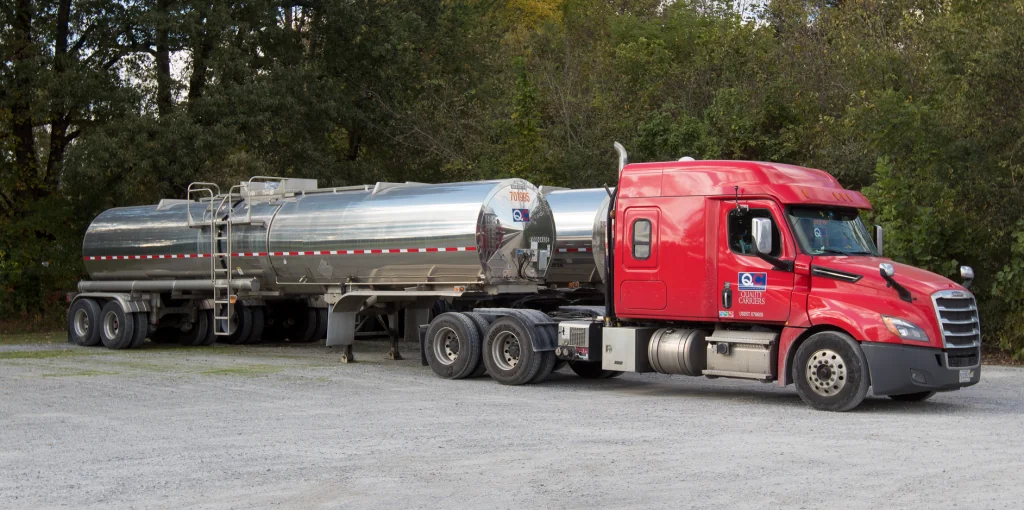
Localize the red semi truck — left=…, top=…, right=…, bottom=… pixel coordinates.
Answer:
left=571, top=144, right=981, bottom=410
left=422, top=144, right=980, bottom=411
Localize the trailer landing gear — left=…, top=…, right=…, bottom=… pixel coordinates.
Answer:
left=386, top=309, right=403, bottom=360
left=341, top=345, right=355, bottom=364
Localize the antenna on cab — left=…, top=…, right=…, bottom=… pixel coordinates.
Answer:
left=734, top=186, right=748, bottom=212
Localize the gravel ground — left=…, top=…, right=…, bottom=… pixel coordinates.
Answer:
left=1, top=339, right=1022, bottom=509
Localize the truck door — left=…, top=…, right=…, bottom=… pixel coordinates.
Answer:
left=716, top=201, right=794, bottom=323
left=616, top=207, right=666, bottom=312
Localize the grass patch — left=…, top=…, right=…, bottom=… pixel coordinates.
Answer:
left=40, top=369, right=119, bottom=377
left=198, top=364, right=283, bottom=376
left=0, top=349, right=93, bottom=360
left=0, top=331, right=66, bottom=345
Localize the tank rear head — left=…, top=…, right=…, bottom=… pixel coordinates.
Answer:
left=477, top=179, right=555, bottom=284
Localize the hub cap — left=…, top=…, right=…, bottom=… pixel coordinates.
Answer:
left=73, top=309, right=90, bottom=338
left=806, top=348, right=847, bottom=397
left=432, top=327, right=459, bottom=366
left=103, top=311, right=120, bottom=340
left=492, top=331, right=521, bottom=371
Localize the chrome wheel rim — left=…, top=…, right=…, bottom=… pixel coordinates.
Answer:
left=432, top=327, right=459, bottom=366
left=492, top=331, right=521, bottom=371
left=73, top=309, right=90, bottom=338
left=806, top=348, right=847, bottom=397
left=103, top=311, right=120, bottom=340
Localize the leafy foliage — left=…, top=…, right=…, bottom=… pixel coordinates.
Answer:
left=2, top=0, right=1024, bottom=353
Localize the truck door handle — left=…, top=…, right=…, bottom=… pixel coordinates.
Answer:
left=722, top=282, right=732, bottom=309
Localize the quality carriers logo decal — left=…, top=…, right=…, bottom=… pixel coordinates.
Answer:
left=738, top=272, right=767, bottom=291
left=512, top=209, right=530, bottom=222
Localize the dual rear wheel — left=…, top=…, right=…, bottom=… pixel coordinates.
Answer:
left=424, top=311, right=557, bottom=385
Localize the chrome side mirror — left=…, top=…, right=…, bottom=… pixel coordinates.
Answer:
left=880, top=262, right=895, bottom=278
left=960, top=265, right=974, bottom=290
left=874, top=224, right=883, bottom=257
left=751, top=217, right=773, bottom=255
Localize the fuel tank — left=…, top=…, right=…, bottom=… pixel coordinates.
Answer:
left=82, top=179, right=556, bottom=292
left=542, top=188, right=611, bottom=286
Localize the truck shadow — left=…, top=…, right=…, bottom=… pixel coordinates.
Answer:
left=539, top=371, right=975, bottom=415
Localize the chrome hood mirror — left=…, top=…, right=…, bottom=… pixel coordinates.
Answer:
left=960, top=265, right=974, bottom=290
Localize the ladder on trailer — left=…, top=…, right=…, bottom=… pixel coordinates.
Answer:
left=186, top=182, right=235, bottom=336
left=187, top=177, right=292, bottom=336
left=210, top=187, right=239, bottom=336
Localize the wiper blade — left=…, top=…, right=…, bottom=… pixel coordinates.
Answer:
left=817, top=249, right=873, bottom=255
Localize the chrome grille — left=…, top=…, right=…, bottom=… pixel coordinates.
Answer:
left=931, top=290, right=981, bottom=348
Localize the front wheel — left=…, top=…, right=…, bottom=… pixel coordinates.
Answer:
left=889, top=391, right=936, bottom=402
left=792, top=331, right=870, bottom=412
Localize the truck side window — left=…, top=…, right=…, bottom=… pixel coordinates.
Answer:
left=632, top=219, right=651, bottom=260
left=728, top=209, right=781, bottom=257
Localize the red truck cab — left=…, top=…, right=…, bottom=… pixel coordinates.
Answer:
left=611, top=158, right=980, bottom=410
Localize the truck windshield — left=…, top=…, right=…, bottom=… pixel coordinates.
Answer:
left=787, top=206, right=878, bottom=256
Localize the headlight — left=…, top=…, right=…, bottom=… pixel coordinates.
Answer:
left=882, top=316, right=930, bottom=342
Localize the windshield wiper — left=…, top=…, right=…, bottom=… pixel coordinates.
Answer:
left=817, top=248, right=873, bottom=256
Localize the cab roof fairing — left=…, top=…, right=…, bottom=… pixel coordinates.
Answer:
left=617, top=160, right=872, bottom=210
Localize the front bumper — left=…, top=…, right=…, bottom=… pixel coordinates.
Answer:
left=861, top=343, right=981, bottom=396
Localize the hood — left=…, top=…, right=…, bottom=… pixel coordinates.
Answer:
left=812, top=256, right=965, bottom=297
left=806, top=256, right=974, bottom=349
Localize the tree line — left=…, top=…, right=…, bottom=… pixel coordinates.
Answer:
left=2, top=0, right=1023, bottom=357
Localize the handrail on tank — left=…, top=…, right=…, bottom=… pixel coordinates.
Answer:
left=186, top=182, right=221, bottom=228
left=241, top=176, right=289, bottom=224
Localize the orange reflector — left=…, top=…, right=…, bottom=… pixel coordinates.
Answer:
left=229, top=295, right=237, bottom=304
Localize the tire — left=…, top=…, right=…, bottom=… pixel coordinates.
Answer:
left=553, top=360, right=568, bottom=372
left=889, top=391, right=936, bottom=402
left=424, top=312, right=481, bottom=380
left=187, top=309, right=212, bottom=347
left=243, top=306, right=265, bottom=344
left=222, top=304, right=252, bottom=345
left=313, top=308, right=329, bottom=343
left=197, top=310, right=217, bottom=346
left=68, top=299, right=102, bottom=347
left=462, top=312, right=492, bottom=378
left=482, top=316, right=545, bottom=385
left=99, top=300, right=135, bottom=350
left=792, top=331, right=870, bottom=412
left=173, top=309, right=209, bottom=346
left=569, top=361, right=621, bottom=379
left=285, top=305, right=319, bottom=343
left=130, top=313, right=149, bottom=348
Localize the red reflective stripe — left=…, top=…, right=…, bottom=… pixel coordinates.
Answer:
left=85, top=246, right=478, bottom=260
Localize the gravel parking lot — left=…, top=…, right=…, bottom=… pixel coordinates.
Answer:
left=2, top=337, right=1023, bottom=509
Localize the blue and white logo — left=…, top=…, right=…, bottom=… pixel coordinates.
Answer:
left=512, top=209, right=530, bottom=222
left=738, top=272, right=767, bottom=291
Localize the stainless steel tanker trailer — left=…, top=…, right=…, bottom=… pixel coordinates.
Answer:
left=67, top=177, right=611, bottom=374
